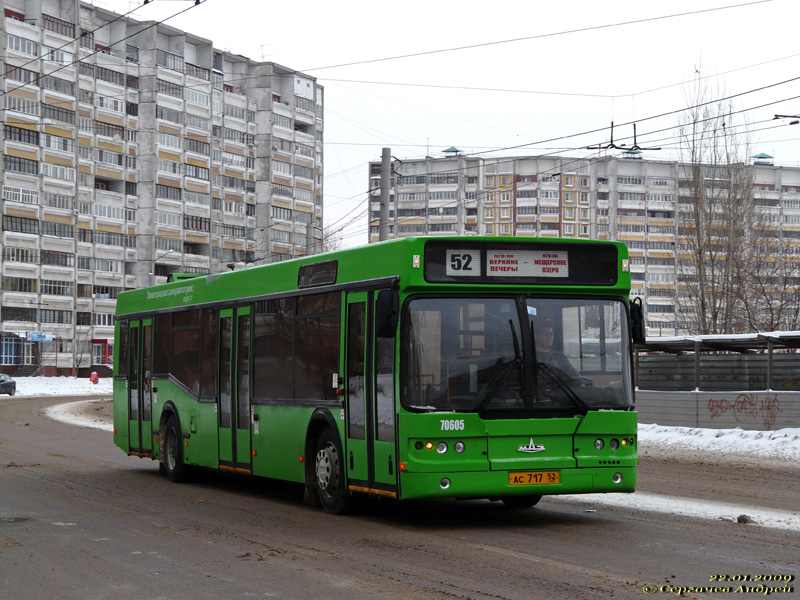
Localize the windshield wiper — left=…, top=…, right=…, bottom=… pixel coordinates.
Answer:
left=475, top=320, right=525, bottom=410
left=536, top=361, right=590, bottom=412
left=475, top=355, right=520, bottom=409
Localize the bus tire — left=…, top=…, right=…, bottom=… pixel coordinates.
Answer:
left=315, top=429, right=349, bottom=514
left=501, top=495, right=542, bottom=508
left=163, top=416, right=189, bottom=483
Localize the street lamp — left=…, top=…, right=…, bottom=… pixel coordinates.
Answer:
left=148, top=248, right=175, bottom=283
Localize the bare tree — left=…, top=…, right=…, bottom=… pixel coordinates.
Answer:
left=731, top=219, right=800, bottom=332
left=72, top=329, right=92, bottom=375
left=675, top=73, right=756, bottom=334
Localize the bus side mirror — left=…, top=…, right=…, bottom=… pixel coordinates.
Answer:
left=375, top=289, right=399, bottom=338
left=630, top=297, right=646, bottom=346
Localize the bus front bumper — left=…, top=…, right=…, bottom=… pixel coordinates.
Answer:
left=398, top=466, right=636, bottom=500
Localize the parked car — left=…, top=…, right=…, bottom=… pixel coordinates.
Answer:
left=0, top=374, right=16, bottom=396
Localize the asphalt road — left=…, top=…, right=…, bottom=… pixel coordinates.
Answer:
left=1, top=396, right=798, bottom=600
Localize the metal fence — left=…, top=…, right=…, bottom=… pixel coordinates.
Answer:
left=634, top=332, right=800, bottom=430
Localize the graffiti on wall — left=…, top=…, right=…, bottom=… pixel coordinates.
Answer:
left=707, top=393, right=782, bottom=429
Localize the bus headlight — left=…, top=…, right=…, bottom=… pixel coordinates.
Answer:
left=609, top=438, right=619, bottom=450
left=437, top=442, right=448, bottom=454
left=613, top=473, right=623, bottom=484
left=440, top=478, right=451, bottom=489
left=594, top=438, right=604, bottom=450
left=454, top=441, right=465, bottom=453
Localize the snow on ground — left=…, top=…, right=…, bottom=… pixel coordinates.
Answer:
left=11, top=375, right=112, bottom=397
left=552, top=492, right=800, bottom=532
left=8, top=377, right=800, bottom=462
left=638, top=423, right=800, bottom=462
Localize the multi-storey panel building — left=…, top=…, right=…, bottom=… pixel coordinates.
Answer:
left=1, top=1, right=324, bottom=374
left=369, top=151, right=800, bottom=337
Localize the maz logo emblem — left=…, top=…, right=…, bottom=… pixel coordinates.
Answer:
left=518, top=438, right=546, bottom=453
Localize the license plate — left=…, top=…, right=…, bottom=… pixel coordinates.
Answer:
left=509, top=471, right=559, bottom=485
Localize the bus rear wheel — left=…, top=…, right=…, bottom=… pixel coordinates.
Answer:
left=315, top=429, right=349, bottom=514
left=163, top=416, right=189, bottom=483
left=501, top=495, right=542, bottom=508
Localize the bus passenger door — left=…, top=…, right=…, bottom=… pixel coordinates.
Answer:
left=344, top=293, right=369, bottom=485
left=127, top=319, right=154, bottom=456
left=344, top=291, right=397, bottom=497
left=218, top=307, right=252, bottom=474
left=371, top=291, right=397, bottom=493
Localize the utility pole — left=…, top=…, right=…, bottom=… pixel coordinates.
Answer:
left=379, top=147, right=391, bottom=241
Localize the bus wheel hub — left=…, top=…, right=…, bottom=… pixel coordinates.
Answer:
left=316, top=445, right=337, bottom=491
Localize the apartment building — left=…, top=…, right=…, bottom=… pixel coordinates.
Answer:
left=1, top=0, right=324, bottom=374
left=369, top=151, right=800, bottom=337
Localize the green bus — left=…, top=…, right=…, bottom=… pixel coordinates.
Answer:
left=113, top=236, right=642, bottom=514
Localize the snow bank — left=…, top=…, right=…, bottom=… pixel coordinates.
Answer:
left=11, top=376, right=112, bottom=397
left=638, top=423, right=800, bottom=461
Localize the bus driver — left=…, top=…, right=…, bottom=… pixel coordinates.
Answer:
left=533, top=318, right=583, bottom=381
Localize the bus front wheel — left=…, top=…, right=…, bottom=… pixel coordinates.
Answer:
left=163, top=416, right=189, bottom=483
left=315, top=429, right=349, bottom=514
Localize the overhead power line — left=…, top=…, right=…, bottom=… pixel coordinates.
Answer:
left=302, top=1, right=772, bottom=72
left=1, top=0, right=207, bottom=102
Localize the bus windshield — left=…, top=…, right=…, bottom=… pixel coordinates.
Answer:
left=402, top=296, right=633, bottom=414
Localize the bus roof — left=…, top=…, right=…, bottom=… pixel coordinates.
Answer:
left=116, top=236, right=631, bottom=318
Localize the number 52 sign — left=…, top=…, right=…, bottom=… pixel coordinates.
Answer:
left=445, top=250, right=481, bottom=276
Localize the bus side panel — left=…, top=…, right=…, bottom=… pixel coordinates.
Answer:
left=152, top=378, right=219, bottom=469
left=251, top=405, right=317, bottom=483
left=113, top=378, right=130, bottom=452
left=180, top=402, right=219, bottom=468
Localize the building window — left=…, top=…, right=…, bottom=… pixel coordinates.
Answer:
left=156, top=49, right=184, bottom=73
left=4, top=125, right=39, bottom=145
left=96, top=122, right=124, bottom=138
left=185, top=164, right=210, bottom=181
left=156, top=78, right=183, bottom=98
left=429, top=172, right=458, bottom=185
left=41, top=101, right=76, bottom=124
left=96, top=67, right=125, bottom=87
left=5, top=33, right=39, bottom=56
left=272, top=206, right=292, bottom=220
left=156, top=184, right=181, bottom=201
left=185, top=88, right=210, bottom=106
left=184, top=215, right=211, bottom=232
left=4, top=156, right=38, bottom=175
left=42, top=14, right=75, bottom=37
left=2, top=277, right=37, bottom=292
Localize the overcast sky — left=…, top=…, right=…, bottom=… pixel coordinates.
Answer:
left=98, top=0, right=800, bottom=246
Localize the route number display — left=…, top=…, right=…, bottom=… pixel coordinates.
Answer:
left=446, top=250, right=481, bottom=276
